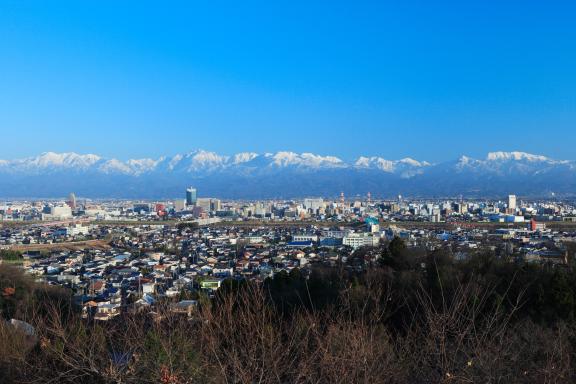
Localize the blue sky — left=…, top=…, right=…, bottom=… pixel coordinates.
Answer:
left=0, top=0, right=575, bottom=162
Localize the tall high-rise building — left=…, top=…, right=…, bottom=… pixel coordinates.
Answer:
left=211, top=199, right=221, bottom=212
left=508, top=195, right=517, bottom=211
left=67, top=193, right=77, bottom=209
left=186, top=187, right=197, bottom=206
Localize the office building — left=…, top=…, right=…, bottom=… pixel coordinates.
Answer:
left=173, top=199, right=186, bottom=212
left=508, top=195, right=517, bottom=213
left=133, top=203, right=151, bottom=214
left=186, top=187, right=197, bottom=206
left=343, top=233, right=380, bottom=249
left=303, top=198, right=324, bottom=212
left=67, top=193, right=77, bottom=209
left=42, top=205, right=73, bottom=220
left=211, top=199, right=221, bottom=212
left=196, top=198, right=212, bottom=212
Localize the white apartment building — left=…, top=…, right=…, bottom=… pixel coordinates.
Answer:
left=293, top=235, right=318, bottom=243
left=343, top=233, right=380, bottom=249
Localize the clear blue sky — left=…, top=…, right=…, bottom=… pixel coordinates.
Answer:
left=1, top=0, right=575, bottom=162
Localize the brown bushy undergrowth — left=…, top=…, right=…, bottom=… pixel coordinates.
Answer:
left=0, top=264, right=575, bottom=383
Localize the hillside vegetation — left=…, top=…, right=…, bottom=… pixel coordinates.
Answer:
left=2, top=240, right=576, bottom=383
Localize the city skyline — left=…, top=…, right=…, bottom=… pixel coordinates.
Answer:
left=1, top=1, right=576, bottom=162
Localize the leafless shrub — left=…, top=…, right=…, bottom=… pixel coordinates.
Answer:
left=1, top=268, right=575, bottom=383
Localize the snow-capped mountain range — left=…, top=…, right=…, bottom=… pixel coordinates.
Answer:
left=0, top=150, right=574, bottom=198
left=0, top=150, right=431, bottom=176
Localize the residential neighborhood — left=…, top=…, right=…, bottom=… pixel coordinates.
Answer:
left=2, top=192, right=576, bottom=322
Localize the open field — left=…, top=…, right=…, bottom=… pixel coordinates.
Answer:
left=0, top=221, right=43, bottom=228
left=0, top=258, right=23, bottom=266
left=6, top=239, right=111, bottom=252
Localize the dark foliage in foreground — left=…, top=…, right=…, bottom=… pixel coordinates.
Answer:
left=2, top=240, right=576, bottom=383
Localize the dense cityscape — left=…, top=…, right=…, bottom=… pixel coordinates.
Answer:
left=1, top=188, right=576, bottom=323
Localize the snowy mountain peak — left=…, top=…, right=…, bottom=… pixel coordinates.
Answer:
left=126, top=157, right=164, bottom=175
left=99, top=159, right=132, bottom=174
left=355, top=156, right=373, bottom=168
left=185, top=150, right=229, bottom=171
left=486, top=151, right=550, bottom=162
left=168, top=154, right=184, bottom=170
left=271, top=152, right=345, bottom=168
left=355, top=157, right=394, bottom=172
left=354, top=156, right=429, bottom=173
left=398, top=158, right=430, bottom=167
left=233, top=152, right=259, bottom=164
left=456, top=155, right=482, bottom=167
left=0, top=150, right=575, bottom=198
left=26, top=152, right=102, bottom=168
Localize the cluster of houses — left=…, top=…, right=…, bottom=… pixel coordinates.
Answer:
left=1, top=217, right=573, bottom=321
left=0, top=223, right=96, bottom=247
left=14, top=224, right=372, bottom=320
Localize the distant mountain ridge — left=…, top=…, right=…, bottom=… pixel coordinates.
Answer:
left=0, top=150, right=574, bottom=199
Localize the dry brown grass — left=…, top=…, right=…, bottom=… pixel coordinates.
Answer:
left=0, top=273, right=575, bottom=383
left=8, top=239, right=111, bottom=252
